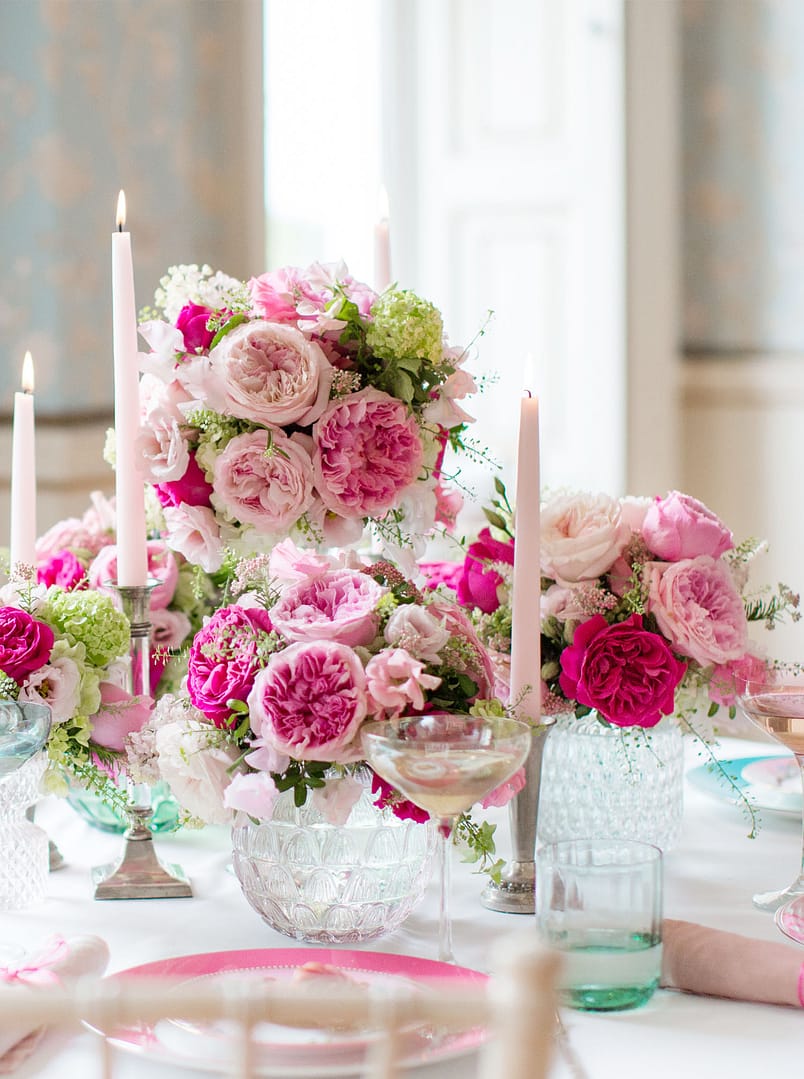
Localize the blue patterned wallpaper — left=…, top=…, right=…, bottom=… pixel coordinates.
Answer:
left=683, top=0, right=804, bottom=352
left=0, top=0, right=259, bottom=415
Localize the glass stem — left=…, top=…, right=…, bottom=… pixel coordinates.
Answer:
left=437, top=817, right=455, bottom=964
left=796, top=755, right=804, bottom=887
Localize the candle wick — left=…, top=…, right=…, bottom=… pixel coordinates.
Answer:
left=118, top=223, right=123, bottom=233
left=525, top=388, right=533, bottom=399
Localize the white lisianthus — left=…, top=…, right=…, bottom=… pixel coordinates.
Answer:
left=154, top=717, right=241, bottom=826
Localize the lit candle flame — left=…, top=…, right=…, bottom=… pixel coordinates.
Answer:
left=21, top=351, right=34, bottom=394
left=116, top=189, right=127, bottom=231
left=377, top=184, right=390, bottom=222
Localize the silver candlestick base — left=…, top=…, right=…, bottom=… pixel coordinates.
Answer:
left=92, top=582, right=192, bottom=900
left=480, top=727, right=548, bottom=914
left=93, top=802, right=192, bottom=900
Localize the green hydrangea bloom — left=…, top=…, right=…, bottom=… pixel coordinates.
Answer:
left=42, top=589, right=129, bottom=669
left=367, top=289, right=444, bottom=366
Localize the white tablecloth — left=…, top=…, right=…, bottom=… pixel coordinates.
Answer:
left=3, top=736, right=803, bottom=1078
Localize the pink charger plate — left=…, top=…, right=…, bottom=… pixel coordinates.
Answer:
left=88, top=947, right=491, bottom=1078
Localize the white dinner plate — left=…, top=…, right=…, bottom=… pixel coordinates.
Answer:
left=687, top=755, right=802, bottom=818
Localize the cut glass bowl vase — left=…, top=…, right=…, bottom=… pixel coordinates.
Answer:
left=0, top=701, right=53, bottom=910
left=232, top=771, right=437, bottom=944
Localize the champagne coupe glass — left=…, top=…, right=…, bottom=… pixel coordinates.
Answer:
left=362, top=712, right=531, bottom=963
left=736, top=667, right=804, bottom=911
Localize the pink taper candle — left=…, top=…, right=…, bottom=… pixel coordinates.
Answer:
left=10, top=351, right=37, bottom=571
left=509, top=391, right=541, bottom=722
left=112, top=190, right=148, bottom=586
left=374, top=185, right=391, bottom=292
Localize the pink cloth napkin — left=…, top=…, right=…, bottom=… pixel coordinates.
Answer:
left=661, top=918, right=804, bottom=1007
left=0, top=935, right=109, bottom=1072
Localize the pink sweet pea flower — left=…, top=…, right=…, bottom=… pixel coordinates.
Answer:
left=419, top=561, right=464, bottom=593
left=223, top=771, right=281, bottom=820
left=155, top=453, right=214, bottom=509
left=90, top=682, right=153, bottom=753
left=456, top=528, right=515, bottom=614
left=175, top=303, right=216, bottom=352
left=481, top=766, right=527, bottom=808
left=365, top=647, right=442, bottom=718
left=89, top=541, right=179, bottom=610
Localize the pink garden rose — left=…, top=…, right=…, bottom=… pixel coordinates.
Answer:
left=0, top=607, right=54, bottom=682
left=207, top=321, right=332, bottom=427
left=427, top=598, right=496, bottom=701
left=312, top=388, right=424, bottom=519
left=37, top=550, right=88, bottom=591
left=365, top=647, right=442, bottom=718
left=187, top=605, right=275, bottom=727
left=212, top=429, right=315, bottom=533
left=456, top=528, right=515, bottom=614
left=175, top=303, right=216, bottom=352
left=247, top=640, right=368, bottom=762
left=162, top=504, right=223, bottom=573
left=642, top=491, right=733, bottom=561
left=155, top=453, right=214, bottom=509
left=269, top=569, right=385, bottom=648
left=89, top=541, right=178, bottom=610
left=559, top=613, right=686, bottom=728
left=541, top=492, right=630, bottom=583
left=645, top=555, right=748, bottom=667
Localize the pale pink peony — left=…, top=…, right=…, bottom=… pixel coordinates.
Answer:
left=312, top=388, right=424, bottom=519
left=212, top=429, right=315, bottom=533
left=642, top=491, right=734, bottom=562
left=270, top=569, right=386, bottom=648
left=89, top=541, right=179, bottom=610
left=206, top=321, right=333, bottom=427
left=541, top=492, right=630, bottom=583
left=223, top=771, right=281, bottom=820
left=645, top=556, right=748, bottom=668
left=247, top=640, right=369, bottom=762
left=365, top=647, right=442, bottom=718
left=162, top=504, right=224, bottom=573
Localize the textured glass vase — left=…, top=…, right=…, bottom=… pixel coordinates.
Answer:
left=232, top=774, right=437, bottom=944
left=0, top=753, right=49, bottom=910
left=537, top=713, right=684, bottom=851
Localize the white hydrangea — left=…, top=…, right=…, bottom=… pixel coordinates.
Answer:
left=153, top=264, right=244, bottom=322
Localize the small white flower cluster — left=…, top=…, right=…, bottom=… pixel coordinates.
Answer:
left=154, top=264, right=242, bottom=322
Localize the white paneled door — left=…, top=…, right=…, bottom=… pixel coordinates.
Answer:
left=382, top=0, right=626, bottom=518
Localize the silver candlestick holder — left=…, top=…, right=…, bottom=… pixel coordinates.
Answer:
left=93, top=582, right=192, bottom=900
left=480, top=727, right=548, bottom=914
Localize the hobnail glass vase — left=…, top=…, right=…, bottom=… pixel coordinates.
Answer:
left=232, top=772, right=437, bottom=944
left=537, top=712, right=684, bottom=851
left=0, top=752, right=49, bottom=910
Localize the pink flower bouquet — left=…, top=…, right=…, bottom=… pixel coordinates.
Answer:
left=134, top=261, right=474, bottom=570
left=424, top=485, right=800, bottom=730
left=129, top=541, right=514, bottom=853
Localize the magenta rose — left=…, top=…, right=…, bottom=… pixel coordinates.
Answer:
left=270, top=569, right=385, bottom=648
left=0, top=607, right=54, bottom=682
left=456, top=528, right=515, bottom=614
left=89, top=541, right=179, bottom=610
left=212, top=429, right=315, bottom=533
left=419, top=560, right=464, bottom=593
left=645, top=555, right=748, bottom=667
left=312, top=388, right=424, bottom=518
left=370, top=770, right=429, bottom=824
left=187, top=605, right=275, bottom=727
left=176, top=303, right=215, bottom=352
left=155, top=452, right=213, bottom=509
left=37, top=549, right=88, bottom=591
left=642, top=491, right=733, bottom=561
left=247, top=640, right=368, bottom=762
left=559, top=613, right=686, bottom=728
